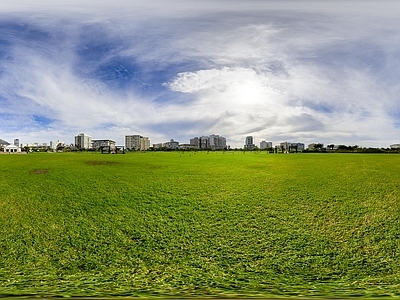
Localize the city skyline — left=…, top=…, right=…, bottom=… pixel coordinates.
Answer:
left=3, top=131, right=399, bottom=151
left=1, top=1, right=400, bottom=148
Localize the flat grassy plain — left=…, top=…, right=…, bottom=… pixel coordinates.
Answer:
left=1, top=151, right=400, bottom=297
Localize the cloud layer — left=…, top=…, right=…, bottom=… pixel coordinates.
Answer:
left=1, top=0, right=400, bottom=147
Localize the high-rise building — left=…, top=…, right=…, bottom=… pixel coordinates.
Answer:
left=190, top=135, right=227, bottom=150
left=125, top=135, right=141, bottom=150
left=14, top=139, right=19, bottom=147
left=200, top=136, right=209, bottom=149
left=244, top=136, right=255, bottom=150
left=75, top=133, right=93, bottom=149
left=190, top=137, right=200, bottom=148
left=209, top=134, right=227, bottom=150
left=125, top=135, right=150, bottom=150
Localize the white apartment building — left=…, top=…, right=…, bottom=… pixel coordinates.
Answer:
left=75, top=133, right=93, bottom=149
left=140, top=137, right=150, bottom=150
left=260, top=141, right=272, bottom=149
left=125, top=135, right=150, bottom=150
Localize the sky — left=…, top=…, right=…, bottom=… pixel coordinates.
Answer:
left=1, top=0, right=400, bottom=148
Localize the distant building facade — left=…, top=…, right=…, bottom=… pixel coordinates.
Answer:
left=93, top=139, right=116, bottom=150
left=75, top=133, right=93, bottom=149
left=21, top=143, right=49, bottom=150
left=280, top=142, right=304, bottom=152
left=209, top=134, right=227, bottom=150
left=390, top=144, right=400, bottom=149
left=280, top=142, right=290, bottom=150
left=190, top=134, right=227, bottom=150
left=140, top=137, right=150, bottom=150
left=179, top=143, right=197, bottom=150
left=50, top=140, right=65, bottom=150
left=190, top=136, right=209, bottom=149
left=244, top=136, right=255, bottom=150
left=3, top=144, right=21, bottom=153
left=260, top=141, right=272, bottom=149
left=163, top=139, right=180, bottom=150
left=291, top=143, right=305, bottom=151
left=125, top=135, right=150, bottom=150
left=308, top=143, right=324, bottom=150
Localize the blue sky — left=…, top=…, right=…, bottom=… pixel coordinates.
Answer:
left=1, top=0, right=400, bottom=148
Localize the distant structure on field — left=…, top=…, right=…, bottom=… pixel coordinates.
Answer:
left=190, top=134, right=227, bottom=150
left=244, top=136, right=255, bottom=150
left=75, top=133, right=93, bottom=149
left=390, top=144, right=400, bottom=149
left=260, top=141, right=272, bottom=149
left=280, top=142, right=305, bottom=152
left=308, top=143, right=324, bottom=150
left=93, top=139, right=116, bottom=150
left=291, top=143, right=305, bottom=151
left=163, top=139, right=180, bottom=150
left=125, top=135, right=150, bottom=150
left=3, top=144, right=21, bottom=153
left=50, top=140, right=66, bottom=151
left=0, top=138, right=10, bottom=147
left=0, top=138, right=21, bottom=153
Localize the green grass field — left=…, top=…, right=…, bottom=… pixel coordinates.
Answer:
left=1, top=151, right=400, bottom=297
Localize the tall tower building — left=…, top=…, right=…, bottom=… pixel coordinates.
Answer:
left=244, top=136, right=255, bottom=150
